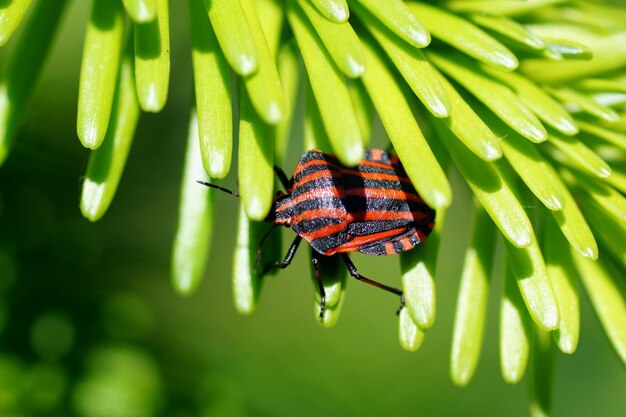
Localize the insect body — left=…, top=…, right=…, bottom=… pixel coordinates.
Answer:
left=263, top=149, right=436, bottom=314
left=269, top=149, right=435, bottom=256
left=200, top=148, right=436, bottom=315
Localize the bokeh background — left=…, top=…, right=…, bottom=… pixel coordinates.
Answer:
left=0, top=2, right=624, bottom=416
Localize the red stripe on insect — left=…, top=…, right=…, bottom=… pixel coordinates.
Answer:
left=399, top=236, right=414, bottom=251
left=328, top=228, right=408, bottom=254
left=344, top=187, right=425, bottom=203
left=369, top=148, right=384, bottom=161
left=384, top=242, right=395, bottom=255
left=350, top=210, right=431, bottom=222
left=293, top=208, right=346, bottom=222
left=301, top=222, right=348, bottom=241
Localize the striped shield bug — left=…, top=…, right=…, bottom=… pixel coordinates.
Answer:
left=199, top=148, right=436, bottom=315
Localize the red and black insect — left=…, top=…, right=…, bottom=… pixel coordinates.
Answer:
left=200, top=148, right=436, bottom=314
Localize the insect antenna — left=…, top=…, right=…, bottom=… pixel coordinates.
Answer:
left=196, top=180, right=239, bottom=197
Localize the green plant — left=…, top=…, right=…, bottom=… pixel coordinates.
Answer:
left=1, top=0, right=625, bottom=415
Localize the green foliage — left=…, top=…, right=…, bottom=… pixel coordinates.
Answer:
left=1, top=0, right=626, bottom=415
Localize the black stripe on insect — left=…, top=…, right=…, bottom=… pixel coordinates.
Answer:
left=198, top=149, right=436, bottom=317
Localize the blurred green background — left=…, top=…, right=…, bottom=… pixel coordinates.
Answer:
left=0, top=2, right=624, bottom=416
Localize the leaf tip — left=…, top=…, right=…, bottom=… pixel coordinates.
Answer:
left=429, top=98, right=450, bottom=119
left=346, top=55, right=365, bottom=78
left=244, top=195, right=270, bottom=221
left=237, top=54, right=258, bottom=76
left=80, top=180, right=105, bottom=222
left=341, top=140, right=364, bottom=167
left=78, top=125, right=103, bottom=150
left=331, top=5, right=349, bottom=23
left=597, top=166, right=612, bottom=178
left=265, top=100, right=283, bottom=125
left=493, top=51, right=519, bottom=71
left=408, top=27, right=430, bottom=48
left=545, top=194, right=564, bottom=211
left=171, top=267, right=198, bottom=297
left=576, top=244, right=598, bottom=260
left=555, top=333, right=577, bottom=354
left=556, top=118, right=579, bottom=136
left=483, top=143, right=503, bottom=161
left=139, top=84, right=166, bottom=113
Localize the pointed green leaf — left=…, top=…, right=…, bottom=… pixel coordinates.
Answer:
left=428, top=51, right=547, bottom=142
left=0, top=0, right=32, bottom=46
left=304, top=81, right=331, bottom=153
left=544, top=38, right=593, bottom=61
left=134, top=0, right=169, bottom=112
left=275, top=41, right=300, bottom=164
left=170, top=110, right=215, bottom=296
left=81, top=44, right=140, bottom=222
left=574, top=254, right=626, bottom=365
left=255, top=0, right=283, bottom=57
left=529, top=328, right=553, bottom=417
left=605, top=166, right=626, bottom=196
left=477, top=110, right=565, bottom=211
left=308, top=0, right=349, bottom=23
left=548, top=130, right=612, bottom=179
left=0, top=0, right=67, bottom=164
left=544, top=161, right=598, bottom=259
left=77, top=0, right=125, bottom=149
left=297, top=0, right=364, bottom=78
left=542, top=215, right=580, bottom=354
left=445, top=0, right=567, bottom=16
left=399, top=307, right=425, bottom=352
left=567, top=170, right=626, bottom=223
left=481, top=66, right=578, bottom=136
left=500, top=263, right=532, bottom=384
left=352, top=0, right=429, bottom=48
left=532, top=2, right=621, bottom=31
left=580, top=198, right=626, bottom=267
left=353, top=2, right=449, bottom=118
left=435, top=123, right=533, bottom=248
left=400, top=209, right=445, bottom=330
left=450, top=202, right=496, bottom=386
left=238, top=88, right=274, bottom=221
left=408, top=3, right=517, bottom=71
left=400, top=245, right=436, bottom=331
left=521, top=31, right=626, bottom=83
left=122, top=0, right=155, bottom=23
left=232, top=205, right=264, bottom=314
left=546, top=85, right=619, bottom=123
left=206, top=0, right=258, bottom=76
left=576, top=119, right=626, bottom=153
left=348, top=80, right=374, bottom=148
left=240, top=0, right=287, bottom=125
left=309, top=251, right=347, bottom=328
left=574, top=78, right=626, bottom=95
left=360, top=35, right=451, bottom=209
left=287, top=1, right=363, bottom=165
left=469, top=14, right=545, bottom=51
left=189, top=0, right=232, bottom=179
left=503, top=214, right=560, bottom=331
left=430, top=68, right=502, bottom=161
left=502, top=137, right=565, bottom=211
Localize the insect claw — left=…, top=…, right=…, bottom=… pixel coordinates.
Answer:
left=396, top=294, right=406, bottom=316
left=319, top=294, right=326, bottom=318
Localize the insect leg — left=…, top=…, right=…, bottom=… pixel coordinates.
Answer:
left=340, top=253, right=403, bottom=298
left=261, top=235, right=302, bottom=276
left=253, top=224, right=280, bottom=272
left=273, top=166, right=292, bottom=191
left=311, top=251, right=326, bottom=318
